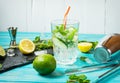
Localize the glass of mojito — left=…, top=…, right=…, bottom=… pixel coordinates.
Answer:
left=51, top=19, right=79, bottom=65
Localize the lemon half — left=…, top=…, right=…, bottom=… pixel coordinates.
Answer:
left=78, top=42, right=92, bottom=53
left=19, top=39, right=35, bottom=54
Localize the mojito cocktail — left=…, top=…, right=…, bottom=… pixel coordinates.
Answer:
left=51, top=19, right=79, bottom=65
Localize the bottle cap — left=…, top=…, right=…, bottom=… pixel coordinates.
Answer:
left=94, top=47, right=111, bottom=63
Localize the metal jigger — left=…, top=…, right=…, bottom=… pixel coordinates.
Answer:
left=7, top=27, right=17, bottom=56
left=8, top=27, right=17, bottom=48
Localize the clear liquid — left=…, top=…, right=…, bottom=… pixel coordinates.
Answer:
left=53, top=45, right=78, bottom=65
left=52, top=34, right=78, bottom=65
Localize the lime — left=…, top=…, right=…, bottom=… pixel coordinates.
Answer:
left=19, top=39, right=35, bottom=54
left=78, top=42, right=92, bottom=52
left=52, top=37, right=67, bottom=49
left=33, top=54, right=56, bottom=75
left=0, top=46, right=6, bottom=57
left=0, top=64, right=2, bottom=69
left=67, top=27, right=76, bottom=40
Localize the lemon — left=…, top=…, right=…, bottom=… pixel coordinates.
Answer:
left=0, top=46, right=6, bottom=57
left=78, top=42, right=92, bottom=53
left=19, top=39, right=35, bottom=54
left=33, top=54, right=56, bottom=75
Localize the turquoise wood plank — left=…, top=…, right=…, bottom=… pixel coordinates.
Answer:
left=0, top=32, right=120, bottom=83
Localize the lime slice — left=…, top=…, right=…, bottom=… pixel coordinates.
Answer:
left=0, top=64, right=2, bottom=69
left=52, top=37, right=67, bottom=49
left=0, top=46, right=6, bottom=57
left=67, top=27, right=76, bottom=40
left=54, top=32, right=66, bottom=42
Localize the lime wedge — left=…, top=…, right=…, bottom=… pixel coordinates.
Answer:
left=52, top=37, right=67, bottom=49
left=0, top=64, right=2, bottom=69
left=54, top=32, right=66, bottom=42
left=0, top=46, right=6, bottom=57
left=67, top=27, right=76, bottom=41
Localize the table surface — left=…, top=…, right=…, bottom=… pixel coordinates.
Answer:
left=0, top=32, right=120, bottom=83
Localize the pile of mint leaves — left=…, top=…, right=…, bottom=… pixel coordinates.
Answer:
left=67, top=74, right=90, bottom=83
left=33, top=36, right=53, bottom=51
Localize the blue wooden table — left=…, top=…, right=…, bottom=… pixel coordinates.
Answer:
left=0, top=32, right=120, bottom=83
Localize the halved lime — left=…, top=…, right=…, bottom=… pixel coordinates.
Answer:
left=0, top=46, right=6, bottom=57
left=52, top=37, right=67, bottom=49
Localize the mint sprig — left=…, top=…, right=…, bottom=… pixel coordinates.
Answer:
left=67, top=74, right=90, bottom=83
left=33, top=36, right=53, bottom=51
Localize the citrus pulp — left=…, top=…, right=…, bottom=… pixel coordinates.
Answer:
left=19, top=39, right=35, bottom=54
left=78, top=42, right=92, bottom=52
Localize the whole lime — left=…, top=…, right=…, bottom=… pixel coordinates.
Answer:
left=33, top=54, right=56, bottom=75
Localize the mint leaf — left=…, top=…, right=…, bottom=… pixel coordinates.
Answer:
left=67, top=74, right=90, bottom=83
left=80, top=56, right=87, bottom=62
left=33, top=36, right=40, bottom=43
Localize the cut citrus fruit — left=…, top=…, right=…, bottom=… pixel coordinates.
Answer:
left=19, top=39, right=35, bottom=54
left=0, top=46, right=6, bottom=57
left=33, top=54, right=56, bottom=75
left=78, top=42, right=92, bottom=53
left=67, top=27, right=76, bottom=40
left=52, top=37, right=67, bottom=49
